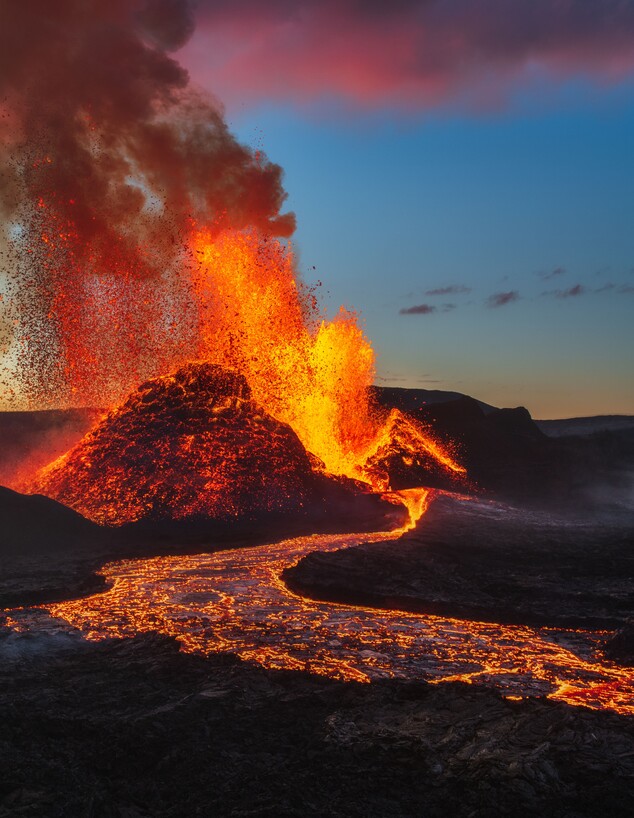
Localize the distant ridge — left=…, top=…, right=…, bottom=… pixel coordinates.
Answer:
left=372, top=386, right=497, bottom=415
left=535, top=415, right=634, bottom=438
left=0, top=408, right=102, bottom=487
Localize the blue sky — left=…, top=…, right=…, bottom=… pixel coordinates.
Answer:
left=223, top=91, right=634, bottom=417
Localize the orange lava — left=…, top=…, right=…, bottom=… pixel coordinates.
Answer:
left=190, top=229, right=464, bottom=490
left=4, top=493, right=629, bottom=716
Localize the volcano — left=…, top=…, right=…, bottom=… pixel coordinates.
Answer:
left=33, top=363, right=399, bottom=527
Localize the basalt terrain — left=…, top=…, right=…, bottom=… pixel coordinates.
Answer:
left=285, top=493, right=634, bottom=633
left=1, top=631, right=634, bottom=818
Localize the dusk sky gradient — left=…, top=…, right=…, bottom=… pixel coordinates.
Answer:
left=177, top=0, right=634, bottom=418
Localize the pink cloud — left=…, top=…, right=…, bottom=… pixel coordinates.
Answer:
left=180, top=1, right=634, bottom=109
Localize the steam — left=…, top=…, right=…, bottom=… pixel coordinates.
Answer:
left=0, top=0, right=294, bottom=407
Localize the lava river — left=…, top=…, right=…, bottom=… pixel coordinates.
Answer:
left=5, top=493, right=633, bottom=716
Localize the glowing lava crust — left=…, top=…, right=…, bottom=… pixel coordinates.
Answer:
left=32, top=362, right=408, bottom=527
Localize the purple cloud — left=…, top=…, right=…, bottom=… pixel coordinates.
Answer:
left=186, top=1, right=634, bottom=110
left=486, top=291, right=520, bottom=308
left=399, top=303, right=436, bottom=315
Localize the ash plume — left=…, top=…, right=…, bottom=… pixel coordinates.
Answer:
left=0, top=0, right=294, bottom=407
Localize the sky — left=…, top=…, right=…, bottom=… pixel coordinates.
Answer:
left=179, top=0, right=634, bottom=418
left=1, top=1, right=633, bottom=419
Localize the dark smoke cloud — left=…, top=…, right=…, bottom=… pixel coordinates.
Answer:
left=136, top=0, right=197, bottom=51
left=399, top=303, right=436, bottom=315
left=0, top=0, right=294, bottom=245
left=487, top=291, right=520, bottom=308
left=184, top=0, right=634, bottom=108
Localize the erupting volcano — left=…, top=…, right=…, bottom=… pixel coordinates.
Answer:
left=0, top=0, right=465, bottom=521
left=33, top=361, right=416, bottom=527
left=25, top=227, right=465, bottom=524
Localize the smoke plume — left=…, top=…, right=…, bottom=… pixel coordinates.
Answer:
left=0, top=0, right=294, bottom=407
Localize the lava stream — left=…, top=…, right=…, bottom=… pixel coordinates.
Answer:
left=6, top=492, right=632, bottom=717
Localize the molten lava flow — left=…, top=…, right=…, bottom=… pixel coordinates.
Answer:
left=391, top=488, right=432, bottom=531
left=4, top=504, right=629, bottom=717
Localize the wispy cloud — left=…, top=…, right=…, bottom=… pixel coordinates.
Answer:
left=399, top=303, right=436, bottom=315
left=425, top=285, right=471, bottom=296
left=542, top=284, right=585, bottom=298
left=539, top=266, right=566, bottom=280
left=486, top=291, right=520, bottom=308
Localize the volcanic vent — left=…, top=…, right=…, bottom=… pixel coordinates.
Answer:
left=32, top=363, right=398, bottom=528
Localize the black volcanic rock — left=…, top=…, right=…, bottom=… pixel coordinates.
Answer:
left=537, top=415, right=634, bottom=437
left=285, top=494, right=634, bottom=630
left=406, top=397, right=619, bottom=508
left=0, top=485, right=113, bottom=608
left=604, top=620, right=634, bottom=664
left=1, top=631, right=634, bottom=817
left=0, top=485, right=101, bottom=554
left=373, top=390, right=634, bottom=510
left=372, top=385, right=496, bottom=414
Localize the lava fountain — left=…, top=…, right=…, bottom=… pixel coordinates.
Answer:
left=30, top=230, right=465, bottom=526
